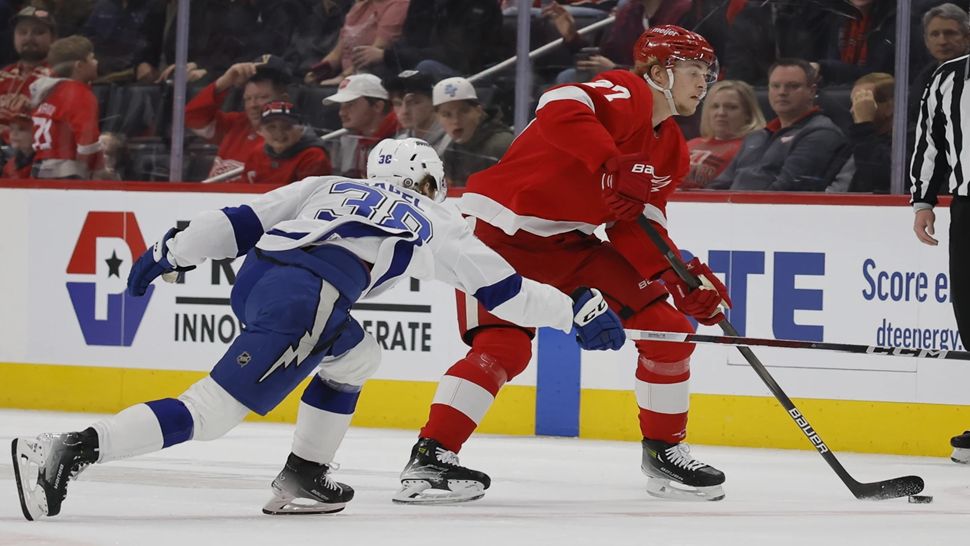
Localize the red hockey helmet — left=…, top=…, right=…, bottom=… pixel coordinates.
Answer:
left=633, top=25, right=718, bottom=82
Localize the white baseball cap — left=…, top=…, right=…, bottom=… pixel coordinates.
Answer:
left=432, top=77, right=478, bottom=106
left=323, top=74, right=389, bottom=104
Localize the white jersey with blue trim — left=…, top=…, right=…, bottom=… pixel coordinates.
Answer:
left=166, top=176, right=575, bottom=332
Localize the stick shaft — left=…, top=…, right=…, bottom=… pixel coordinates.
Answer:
left=624, top=328, right=970, bottom=360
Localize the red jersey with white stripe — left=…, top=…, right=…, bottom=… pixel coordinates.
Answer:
left=185, top=83, right=263, bottom=181
left=31, top=79, right=101, bottom=164
left=0, top=62, right=50, bottom=141
left=460, top=69, right=689, bottom=278
left=0, top=63, right=49, bottom=123
left=243, top=145, right=332, bottom=185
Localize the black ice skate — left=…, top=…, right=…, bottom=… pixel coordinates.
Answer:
left=641, top=438, right=725, bottom=501
left=11, top=430, right=99, bottom=520
left=393, top=438, right=491, bottom=504
left=950, top=430, right=970, bottom=464
left=262, top=453, right=354, bottom=515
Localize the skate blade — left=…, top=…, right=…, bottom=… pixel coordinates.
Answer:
left=392, top=479, right=485, bottom=505
left=261, top=493, right=346, bottom=515
left=951, top=447, right=970, bottom=464
left=645, top=477, right=725, bottom=502
left=11, top=438, right=49, bottom=521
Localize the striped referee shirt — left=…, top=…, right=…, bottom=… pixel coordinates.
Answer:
left=911, top=54, right=970, bottom=209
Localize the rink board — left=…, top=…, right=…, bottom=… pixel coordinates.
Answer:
left=1, top=183, right=968, bottom=456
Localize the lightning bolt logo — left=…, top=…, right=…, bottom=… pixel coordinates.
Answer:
left=258, top=282, right=340, bottom=383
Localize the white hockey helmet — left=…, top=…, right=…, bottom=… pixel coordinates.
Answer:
left=367, top=138, right=447, bottom=203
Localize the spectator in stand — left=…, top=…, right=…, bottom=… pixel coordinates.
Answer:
left=710, top=59, right=846, bottom=192
left=282, top=0, right=353, bottom=78
left=386, top=69, right=449, bottom=156
left=80, top=0, right=166, bottom=82
left=909, top=4, right=970, bottom=130
left=380, top=0, right=502, bottom=82
left=432, top=76, right=513, bottom=188
left=30, top=35, right=103, bottom=179
left=322, top=73, right=398, bottom=177
left=828, top=72, right=894, bottom=193
left=243, top=101, right=332, bottom=184
left=305, top=0, right=409, bottom=86
left=543, top=0, right=691, bottom=84
left=683, top=80, right=765, bottom=189
left=810, top=0, right=896, bottom=86
left=1, top=114, right=34, bottom=178
left=98, top=131, right=129, bottom=180
left=724, top=1, right=827, bottom=85
left=185, top=56, right=291, bottom=182
left=0, top=6, right=53, bottom=143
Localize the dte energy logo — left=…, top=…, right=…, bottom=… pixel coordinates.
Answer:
left=65, top=211, right=152, bottom=346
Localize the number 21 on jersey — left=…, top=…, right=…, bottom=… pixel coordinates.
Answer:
left=582, top=80, right=630, bottom=102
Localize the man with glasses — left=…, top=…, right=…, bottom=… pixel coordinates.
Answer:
left=710, top=58, right=846, bottom=191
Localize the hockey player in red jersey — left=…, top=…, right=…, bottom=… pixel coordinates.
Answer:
left=396, top=25, right=732, bottom=503
left=30, top=35, right=103, bottom=180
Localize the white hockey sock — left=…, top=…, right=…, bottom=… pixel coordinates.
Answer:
left=91, top=403, right=166, bottom=463
left=291, top=401, right=354, bottom=465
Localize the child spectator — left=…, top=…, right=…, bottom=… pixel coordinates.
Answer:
left=385, top=69, right=449, bottom=156
left=30, top=35, right=103, bottom=179
left=684, top=80, right=765, bottom=189
left=828, top=72, right=894, bottom=193
left=243, top=101, right=332, bottom=185
left=2, top=114, right=34, bottom=178
left=432, top=76, right=513, bottom=188
left=185, top=55, right=290, bottom=182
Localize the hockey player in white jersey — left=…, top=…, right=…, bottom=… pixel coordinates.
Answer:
left=10, top=138, right=625, bottom=520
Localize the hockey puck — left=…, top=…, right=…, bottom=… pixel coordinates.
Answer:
left=908, top=495, right=933, bottom=504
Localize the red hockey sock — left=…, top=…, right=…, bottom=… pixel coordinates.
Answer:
left=419, top=328, right=532, bottom=453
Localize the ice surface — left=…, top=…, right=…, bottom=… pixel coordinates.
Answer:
left=1, top=410, right=967, bottom=546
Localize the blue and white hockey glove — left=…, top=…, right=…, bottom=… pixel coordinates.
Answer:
left=127, top=227, right=196, bottom=297
left=571, top=287, right=625, bottom=350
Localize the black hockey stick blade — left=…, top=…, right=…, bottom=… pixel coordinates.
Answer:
left=850, top=475, right=924, bottom=500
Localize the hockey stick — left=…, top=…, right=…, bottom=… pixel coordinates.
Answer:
left=624, top=328, right=970, bottom=361
left=636, top=216, right=924, bottom=500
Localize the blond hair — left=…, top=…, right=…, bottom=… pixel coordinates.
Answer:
left=698, top=80, right=766, bottom=139
left=853, top=72, right=894, bottom=103
left=47, top=35, right=94, bottom=78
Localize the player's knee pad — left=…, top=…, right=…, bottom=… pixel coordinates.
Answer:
left=469, top=327, right=533, bottom=384
left=177, top=376, right=250, bottom=441
left=627, top=304, right=696, bottom=368
left=317, top=330, right=381, bottom=388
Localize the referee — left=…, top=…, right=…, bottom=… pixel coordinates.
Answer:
left=910, top=51, right=970, bottom=464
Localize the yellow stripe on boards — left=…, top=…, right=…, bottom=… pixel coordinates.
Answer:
left=3, top=362, right=966, bottom=456
left=0, top=363, right=535, bottom=436
left=579, top=389, right=970, bottom=457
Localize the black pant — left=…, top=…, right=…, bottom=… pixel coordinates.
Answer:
left=949, top=198, right=970, bottom=344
